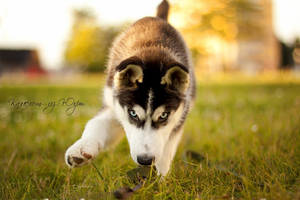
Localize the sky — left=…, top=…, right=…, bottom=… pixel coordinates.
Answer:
left=0, top=0, right=299, bottom=70
left=272, top=0, right=300, bottom=44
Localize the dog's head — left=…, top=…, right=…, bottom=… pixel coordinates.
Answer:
left=112, top=56, right=189, bottom=167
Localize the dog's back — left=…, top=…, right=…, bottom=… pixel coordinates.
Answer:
left=107, top=0, right=195, bottom=100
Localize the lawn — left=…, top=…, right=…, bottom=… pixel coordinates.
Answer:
left=0, top=74, right=300, bottom=199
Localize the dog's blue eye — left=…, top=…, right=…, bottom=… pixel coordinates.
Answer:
left=160, top=112, right=169, bottom=120
left=129, top=109, right=137, bottom=118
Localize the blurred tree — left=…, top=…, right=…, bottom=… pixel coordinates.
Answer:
left=64, top=8, right=122, bottom=72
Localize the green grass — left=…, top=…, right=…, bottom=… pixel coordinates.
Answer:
left=1, top=78, right=300, bottom=199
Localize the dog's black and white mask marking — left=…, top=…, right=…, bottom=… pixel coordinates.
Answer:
left=65, top=0, right=196, bottom=176
left=112, top=60, right=189, bottom=173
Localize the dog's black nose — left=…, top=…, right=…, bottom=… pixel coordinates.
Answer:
left=137, top=155, right=154, bottom=165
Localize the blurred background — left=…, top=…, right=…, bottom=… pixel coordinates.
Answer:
left=0, top=0, right=299, bottom=79
left=1, top=1, right=300, bottom=199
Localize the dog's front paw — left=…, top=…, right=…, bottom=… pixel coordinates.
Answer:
left=65, top=138, right=100, bottom=168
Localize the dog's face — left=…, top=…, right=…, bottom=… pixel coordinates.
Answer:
left=113, top=57, right=189, bottom=166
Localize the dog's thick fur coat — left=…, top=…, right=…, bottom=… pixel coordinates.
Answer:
left=65, top=0, right=196, bottom=176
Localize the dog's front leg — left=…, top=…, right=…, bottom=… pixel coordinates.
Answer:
left=65, top=107, right=123, bottom=167
left=156, top=129, right=183, bottom=176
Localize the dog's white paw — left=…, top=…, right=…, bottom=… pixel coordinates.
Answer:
left=65, top=138, right=100, bottom=167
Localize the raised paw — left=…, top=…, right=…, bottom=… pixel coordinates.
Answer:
left=65, top=138, right=100, bottom=167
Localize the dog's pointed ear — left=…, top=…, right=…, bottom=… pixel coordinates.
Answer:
left=161, top=65, right=189, bottom=93
left=114, top=64, right=143, bottom=89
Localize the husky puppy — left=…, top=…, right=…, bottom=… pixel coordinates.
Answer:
left=65, top=0, right=196, bottom=176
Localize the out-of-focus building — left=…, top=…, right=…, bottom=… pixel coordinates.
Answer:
left=0, top=49, right=46, bottom=75
left=171, top=0, right=283, bottom=73
left=236, top=0, right=279, bottom=73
